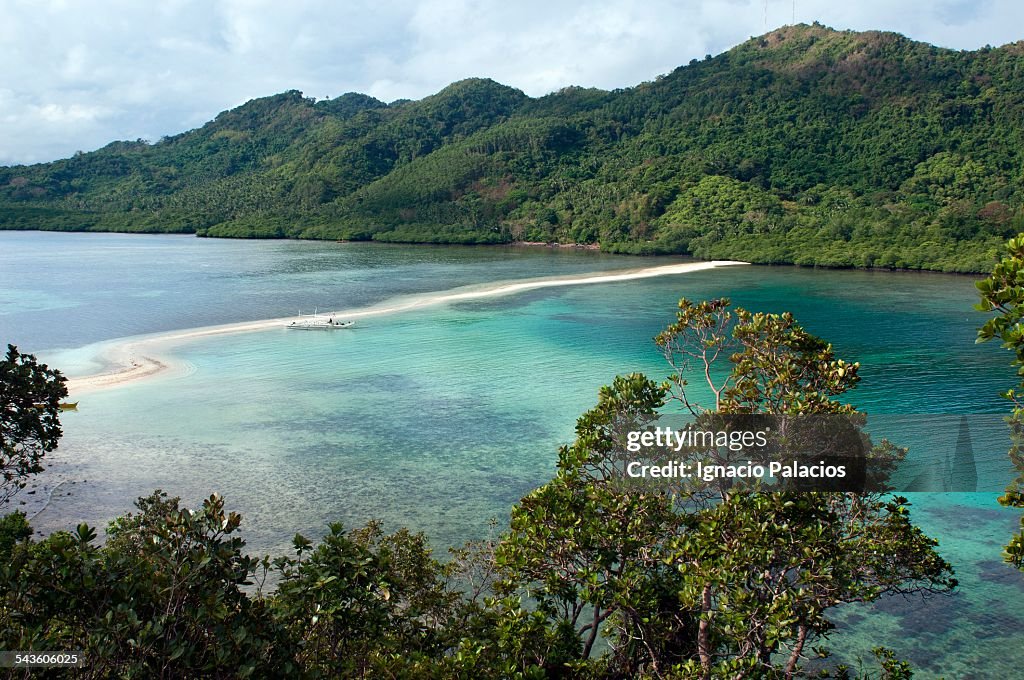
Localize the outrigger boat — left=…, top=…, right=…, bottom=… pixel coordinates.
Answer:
left=286, top=309, right=355, bottom=330
left=34, top=402, right=78, bottom=410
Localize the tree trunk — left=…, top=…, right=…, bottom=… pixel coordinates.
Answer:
left=784, top=624, right=809, bottom=678
left=698, top=584, right=713, bottom=678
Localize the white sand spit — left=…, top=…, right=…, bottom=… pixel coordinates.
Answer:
left=66, top=260, right=748, bottom=394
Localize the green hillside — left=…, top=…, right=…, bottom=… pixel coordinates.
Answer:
left=3, top=23, right=1024, bottom=272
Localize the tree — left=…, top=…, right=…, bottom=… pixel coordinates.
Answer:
left=495, top=375, right=690, bottom=676
left=656, top=298, right=951, bottom=677
left=271, top=520, right=465, bottom=678
left=655, top=298, right=905, bottom=493
left=0, top=510, right=31, bottom=561
left=2, top=488, right=491, bottom=678
left=655, top=298, right=861, bottom=416
left=975, top=234, right=1024, bottom=570
left=665, top=492, right=953, bottom=679
left=0, top=491, right=296, bottom=678
left=0, top=344, right=67, bottom=505
left=495, top=299, right=954, bottom=678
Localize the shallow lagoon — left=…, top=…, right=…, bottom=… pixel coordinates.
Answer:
left=2, top=232, right=1022, bottom=677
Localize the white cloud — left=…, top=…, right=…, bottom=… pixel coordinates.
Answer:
left=0, top=0, right=1021, bottom=165
left=34, top=103, right=110, bottom=124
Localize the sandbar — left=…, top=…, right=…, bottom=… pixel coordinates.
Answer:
left=65, top=260, right=747, bottom=394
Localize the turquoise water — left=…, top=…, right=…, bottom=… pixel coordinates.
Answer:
left=1, top=232, right=1022, bottom=677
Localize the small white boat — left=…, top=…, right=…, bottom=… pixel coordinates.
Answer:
left=286, top=310, right=355, bottom=330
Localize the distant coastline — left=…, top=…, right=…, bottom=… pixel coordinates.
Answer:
left=0, top=227, right=997, bottom=275
left=508, top=241, right=601, bottom=251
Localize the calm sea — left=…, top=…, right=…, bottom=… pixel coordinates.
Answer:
left=1, top=231, right=1021, bottom=677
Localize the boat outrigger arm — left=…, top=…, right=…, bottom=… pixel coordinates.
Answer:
left=286, top=308, right=355, bottom=330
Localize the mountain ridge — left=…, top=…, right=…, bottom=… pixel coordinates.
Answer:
left=3, top=23, right=1022, bottom=272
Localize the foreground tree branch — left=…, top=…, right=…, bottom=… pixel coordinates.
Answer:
left=0, top=344, right=67, bottom=506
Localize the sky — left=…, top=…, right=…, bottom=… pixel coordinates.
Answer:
left=1, top=0, right=1022, bottom=166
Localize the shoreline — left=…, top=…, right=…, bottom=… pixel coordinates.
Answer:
left=65, top=259, right=747, bottom=394
left=2, top=231, right=992, bottom=275
left=508, top=240, right=601, bottom=250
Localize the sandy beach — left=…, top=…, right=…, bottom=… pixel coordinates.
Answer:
left=65, top=259, right=747, bottom=394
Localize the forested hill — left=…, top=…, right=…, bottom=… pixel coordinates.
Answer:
left=3, top=23, right=1023, bottom=272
